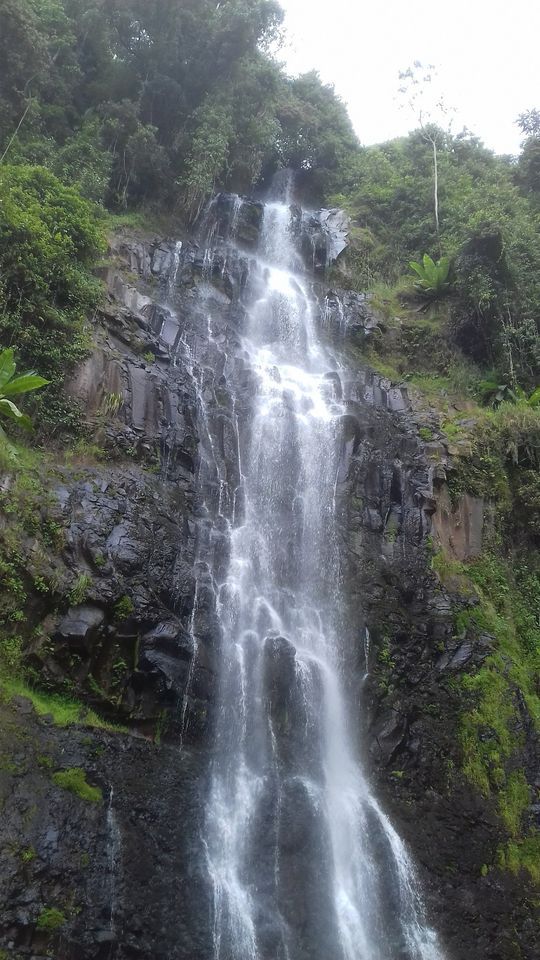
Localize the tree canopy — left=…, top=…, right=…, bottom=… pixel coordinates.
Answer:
left=1, top=0, right=540, bottom=403
left=0, top=0, right=357, bottom=209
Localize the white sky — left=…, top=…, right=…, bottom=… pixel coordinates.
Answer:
left=277, top=0, right=540, bottom=155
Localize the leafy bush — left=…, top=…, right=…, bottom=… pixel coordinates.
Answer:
left=478, top=380, right=540, bottom=408
left=36, top=907, right=66, bottom=931
left=477, top=380, right=518, bottom=406
left=485, top=404, right=540, bottom=469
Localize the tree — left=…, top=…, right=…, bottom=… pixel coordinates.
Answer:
left=274, top=72, right=358, bottom=199
left=398, top=62, right=454, bottom=255
left=517, top=108, right=540, bottom=199
left=517, top=109, right=540, bottom=138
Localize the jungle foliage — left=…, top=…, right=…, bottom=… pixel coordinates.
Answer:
left=0, top=164, right=104, bottom=434
left=0, top=1, right=356, bottom=432
left=1, top=0, right=540, bottom=423
left=333, top=123, right=540, bottom=391
left=0, top=0, right=356, bottom=211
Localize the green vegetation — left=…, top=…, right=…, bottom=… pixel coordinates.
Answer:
left=498, top=835, right=540, bottom=884
left=52, top=767, right=102, bottom=804
left=409, top=254, right=451, bottom=299
left=0, top=1, right=356, bottom=214
left=333, top=118, right=540, bottom=393
left=0, top=442, right=130, bottom=730
left=0, top=445, right=61, bottom=670
left=68, top=574, right=92, bottom=606
left=433, top=549, right=540, bottom=880
left=36, top=907, right=66, bottom=931
left=0, top=165, right=104, bottom=434
left=444, top=402, right=540, bottom=522
left=0, top=676, right=125, bottom=731
left=101, top=391, right=124, bottom=415
left=0, top=348, right=49, bottom=437
left=114, top=595, right=135, bottom=622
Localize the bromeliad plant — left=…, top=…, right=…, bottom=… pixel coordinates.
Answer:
left=409, top=253, right=451, bottom=298
left=0, top=348, right=49, bottom=437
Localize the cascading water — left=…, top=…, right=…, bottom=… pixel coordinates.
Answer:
left=201, top=174, right=444, bottom=960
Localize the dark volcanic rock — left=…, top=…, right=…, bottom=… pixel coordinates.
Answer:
left=337, top=380, right=539, bottom=960
left=0, top=698, right=212, bottom=960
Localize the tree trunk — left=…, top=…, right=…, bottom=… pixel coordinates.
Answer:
left=432, top=137, right=441, bottom=256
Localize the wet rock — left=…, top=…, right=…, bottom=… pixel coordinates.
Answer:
left=263, top=636, right=296, bottom=721
left=207, top=193, right=263, bottom=248
left=107, top=522, right=149, bottom=572
left=139, top=648, right=190, bottom=692
left=298, top=208, right=350, bottom=274
left=235, top=199, right=264, bottom=247
left=56, top=606, right=105, bottom=648
left=143, top=622, right=193, bottom=660
left=151, top=244, right=174, bottom=277
left=371, top=710, right=408, bottom=762
left=319, top=208, right=350, bottom=262
left=12, top=695, right=35, bottom=715
left=432, top=488, right=484, bottom=560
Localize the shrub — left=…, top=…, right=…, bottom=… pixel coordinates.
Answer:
left=36, top=907, right=66, bottom=931
left=0, top=165, right=104, bottom=435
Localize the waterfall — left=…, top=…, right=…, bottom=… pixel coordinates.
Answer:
left=194, top=176, right=445, bottom=960
left=168, top=240, right=183, bottom=296
left=107, top=785, right=122, bottom=935
left=363, top=626, right=371, bottom=681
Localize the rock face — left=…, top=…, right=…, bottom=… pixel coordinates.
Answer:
left=335, top=389, right=539, bottom=960
left=0, top=698, right=212, bottom=960
left=431, top=487, right=484, bottom=560
left=0, top=194, right=537, bottom=959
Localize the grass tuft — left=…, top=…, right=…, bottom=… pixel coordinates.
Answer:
left=52, top=767, right=102, bottom=804
left=0, top=677, right=127, bottom=732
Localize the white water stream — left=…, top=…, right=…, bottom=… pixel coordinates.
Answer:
left=195, top=177, right=445, bottom=960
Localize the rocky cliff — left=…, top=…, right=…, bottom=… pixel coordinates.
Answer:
left=0, top=197, right=538, bottom=959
